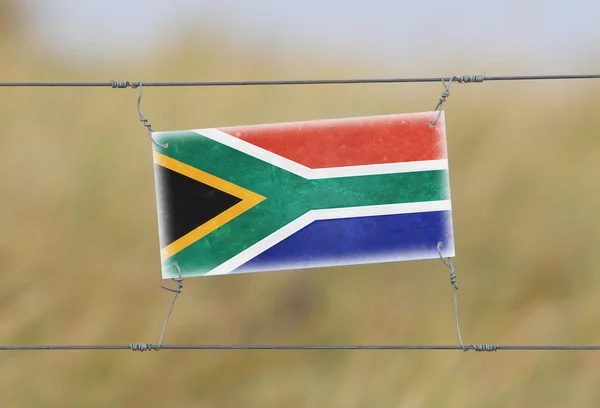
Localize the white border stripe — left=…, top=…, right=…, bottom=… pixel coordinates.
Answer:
left=204, top=199, right=452, bottom=276
left=231, top=248, right=456, bottom=275
left=194, top=128, right=448, bottom=179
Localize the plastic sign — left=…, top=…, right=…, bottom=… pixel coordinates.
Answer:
left=152, top=111, right=455, bottom=279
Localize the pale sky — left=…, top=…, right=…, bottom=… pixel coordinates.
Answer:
left=21, top=0, right=600, bottom=70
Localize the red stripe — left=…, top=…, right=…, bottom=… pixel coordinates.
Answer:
left=219, top=112, right=446, bottom=169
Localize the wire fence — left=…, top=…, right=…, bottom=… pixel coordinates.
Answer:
left=0, top=73, right=599, bottom=88
left=2, top=344, right=600, bottom=352
left=2, top=72, right=600, bottom=352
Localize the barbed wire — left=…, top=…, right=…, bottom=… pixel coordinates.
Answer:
left=0, top=73, right=599, bottom=88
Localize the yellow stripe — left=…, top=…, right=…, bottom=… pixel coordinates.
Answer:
left=153, top=151, right=266, bottom=260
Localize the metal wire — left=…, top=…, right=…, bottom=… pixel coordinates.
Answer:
left=0, top=254, right=595, bottom=353
left=135, top=82, right=167, bottom=148
left=1, top=73, right=600, bottom=87
left=429, top=78, right=454, bottom=127
left=436, top=241, right=468, bottom=351
left=1, top=71, right=598, bottom=353
left=0, top=344, right=599, bottom=351
left=1, top=244, right=595, bottom=353
left=156, top=263, right=184, bottom=350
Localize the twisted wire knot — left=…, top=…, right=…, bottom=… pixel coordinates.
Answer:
left=448, top=266, right=458, bottom=289
left=111, top=80, right=138, bottom=89
left=134, top=82, right=168, bottom=148
left=455, top=74, right=485, bottom=83
left=437, top=241, right=458, bottom=290
left=130, top=343, right=154, bottom=352
left=155, top=263, right=184, bottom=351
left=470, top=344, right=499, bottom=352
left=430, top=78, right=453, bottom=127
left=161, top=264, right=183, bottom=294
left=440, top=88, right=450, bottom=101
left=111, top=80, right=167, bottom=147
left=139, top=115, right=154, bottom=134
left=435, top=87, right=451, bottom=111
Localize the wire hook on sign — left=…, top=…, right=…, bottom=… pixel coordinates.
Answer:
left=112, top=80, right=167, bottom=148
left=156, top=263, right=184, bottom=350
left=136, top=82, right=168, bottom=148
left=437, top=242, right=498, bottom=352
left=129, top=263, right=184, bottom=352
left=429, top=73, right=485, bottom=127
left=437, top=241, right=466, bottom=350
left=429, top=78, right=454, bottom=127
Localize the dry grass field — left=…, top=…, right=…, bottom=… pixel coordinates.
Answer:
left=2, top=4, right=600, bottom=407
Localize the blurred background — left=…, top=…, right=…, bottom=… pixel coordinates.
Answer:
left=1, top=0, right=600, bottom=406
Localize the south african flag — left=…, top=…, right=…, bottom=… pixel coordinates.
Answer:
left=152, top=111, right=455, bottom=279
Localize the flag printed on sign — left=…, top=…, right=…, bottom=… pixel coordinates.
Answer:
left=152, top=111, right=455, bottom=279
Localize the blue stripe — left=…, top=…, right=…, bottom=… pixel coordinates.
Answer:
left=233, top=210, right=454, bottom=273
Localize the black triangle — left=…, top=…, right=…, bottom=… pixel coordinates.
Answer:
left=154, top=164, right=242, bottom=248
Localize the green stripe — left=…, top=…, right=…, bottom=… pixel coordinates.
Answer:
left=153, top=131, right=450, bottom=275
left=308, top=171, right=448, bottom=209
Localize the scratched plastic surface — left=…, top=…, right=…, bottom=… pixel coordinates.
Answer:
left=151, top=111, right=455, bottom=279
